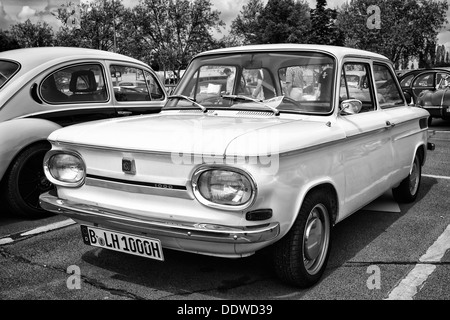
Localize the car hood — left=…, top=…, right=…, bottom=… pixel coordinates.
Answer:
left=48, top=111, right=343, bottom=156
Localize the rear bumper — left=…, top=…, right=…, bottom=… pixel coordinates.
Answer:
left=39, top=192, right=280, bottom=245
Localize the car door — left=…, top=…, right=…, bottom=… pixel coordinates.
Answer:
left=411, top=71, right=436, bottom=102
left=108, top=63, right=166, bottom=117
left=374, top=62, right=426, bottom=185
left=336, top=60, right=394, bottom=217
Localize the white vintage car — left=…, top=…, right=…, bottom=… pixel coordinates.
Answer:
left=0, top=47, right=167, bottom=218
left=39, top=44, right=434, bottom=287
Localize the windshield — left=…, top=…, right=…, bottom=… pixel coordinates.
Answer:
left=0, top=60, right=20, bottom=89
left=165, top=51, right=336, bottom=115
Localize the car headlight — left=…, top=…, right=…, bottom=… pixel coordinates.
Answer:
left=192, top=167, right=257, bottom=210
left=44, top=150, right=86, bottom=187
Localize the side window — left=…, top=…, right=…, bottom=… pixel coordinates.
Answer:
left=374, top=63, right=404, bottom=109
left=412, top=73, right=433, bottom=88
left=41, top=64, right=107, bottom=104
left=144, top=70, right=165, bottom=101
left=400, top=74, right=414, bottom=87
left=110, top=65, right=151, bottom=102
left=339, top=62, right=374, bottom=113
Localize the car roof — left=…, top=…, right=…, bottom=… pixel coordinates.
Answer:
left=398, top=68, right=450, bottom=81
left=0, top=46, right=148, bottom=69
left=195, top=44, right=389, bottom=61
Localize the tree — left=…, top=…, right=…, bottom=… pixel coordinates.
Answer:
left=54, top=0, right=128, bottom=52
left=229, top=0, right=265, bottom=45
left=131, top=0, right=224, bottom=79
left=0, top=29, right=20, bottom=52
left=337, top=0, right=448, bottom=67
left=308, top=0, right=344, bottom=45
left=256, top=0, right=311, bottom=44
left=10, top=19, right=54, bottom=48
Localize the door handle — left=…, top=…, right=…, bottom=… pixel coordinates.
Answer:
left=386, top=120, right=395, bottom=127
left=117, top=110, right=132, bottom=116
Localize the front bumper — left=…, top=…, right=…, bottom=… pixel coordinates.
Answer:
left=39, top=192, right=280, bottom=245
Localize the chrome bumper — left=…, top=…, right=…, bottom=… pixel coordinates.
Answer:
left=39, top=192, right=280, bottom=244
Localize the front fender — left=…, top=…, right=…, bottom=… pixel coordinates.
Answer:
left=0, top=118, right=61, bottom=181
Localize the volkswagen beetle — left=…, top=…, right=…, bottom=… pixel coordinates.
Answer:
left=416, top=73, right=450, bottom=125
left=39, top=44, right=433, bottom=287
left=0, top=47, right=166, bottom=218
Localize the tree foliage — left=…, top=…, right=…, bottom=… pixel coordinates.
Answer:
left=0, top=30, right=20, bottom=52
left=256, top=0, right=311, bottom=44
left=10, top=19, right=54, bottom=48
left=54, top=0, right=128, bottom=52
left=229, top=0, right=265, bottom=45
left=309, top=0, right=344, bottom=45
left=337, top=0, right=448, bottom=68
left=131, top=0, right=224, bottom=77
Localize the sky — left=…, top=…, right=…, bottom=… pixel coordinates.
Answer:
left=0, top=0, right=449, bottom=50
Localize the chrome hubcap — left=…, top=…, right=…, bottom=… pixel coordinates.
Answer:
left=303, top=203, right=330, bottom=275
left=409, top=158, right=419, bottom=195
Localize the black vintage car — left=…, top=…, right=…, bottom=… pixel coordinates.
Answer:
left=399, top=68, right=450, bottom=105
left=416, top=73, right=450, bottom=125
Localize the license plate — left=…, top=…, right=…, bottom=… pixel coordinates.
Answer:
left=80, top=225, right=164, bottom=261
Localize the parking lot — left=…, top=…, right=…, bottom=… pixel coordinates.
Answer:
left=0, top=120, right=449, bottom=302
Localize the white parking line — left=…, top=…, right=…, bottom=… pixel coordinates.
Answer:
left=0, top=219, right=75, bottom=246
left=386, top=224, right=450, bottom=300
left=422, top=174, right=450, bottom=180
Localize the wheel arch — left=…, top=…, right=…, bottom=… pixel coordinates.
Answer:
left=0, top=118, right=61, bottom=183
left=291, top=181, right=339, bottom=230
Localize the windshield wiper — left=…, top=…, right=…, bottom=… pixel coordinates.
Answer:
left=168, top=95, right=207, bottom=113
left=222, top=94, right=280, bottom=116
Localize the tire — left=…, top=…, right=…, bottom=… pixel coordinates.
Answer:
left=392, top=153, right=421, bottom=203
left=273, top=190, right=332, bottom=288
left=3, top=141, right=55, bottom=218
left=428, top=116, right=432, bottom=127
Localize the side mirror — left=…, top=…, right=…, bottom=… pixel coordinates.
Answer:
left=340, top=99, right=362, bottom=115
left=403, top=91, right=412, bottom=105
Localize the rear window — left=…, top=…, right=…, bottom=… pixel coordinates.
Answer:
left=0, top=60, right=20, bottom=89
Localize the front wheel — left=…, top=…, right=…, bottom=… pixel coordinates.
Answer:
left=3, top=142, right=55, bottom=218
left=392, top=153, right=421, bottom=203
left=273, top=191, right=332, bottom=288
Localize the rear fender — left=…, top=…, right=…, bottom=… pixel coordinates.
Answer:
left=0, top=118, right=61, bottom=181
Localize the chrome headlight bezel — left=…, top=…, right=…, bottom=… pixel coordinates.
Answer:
left=43, top=149, right=86, bottom=188
left=191, top=166, right=257, bottom=211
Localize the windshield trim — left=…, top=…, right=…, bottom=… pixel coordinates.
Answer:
left=166, top=50, right=337, bottom=116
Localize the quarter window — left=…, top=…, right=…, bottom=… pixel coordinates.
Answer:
left=41, top=64, right=107, bottom=104
left=0, top=60, right=20, bottom=89
left=110, top=65, right=164, bottom=102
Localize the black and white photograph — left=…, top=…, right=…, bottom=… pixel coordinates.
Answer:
left=0, top=0, right=449, bottom=310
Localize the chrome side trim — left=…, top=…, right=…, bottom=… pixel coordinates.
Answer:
left=39, top=192, right=280, bottom=244
left=85, top=176, right=193, bottom=199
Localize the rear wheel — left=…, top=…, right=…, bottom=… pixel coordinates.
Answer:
left=273, top=191, right=332, bottom=288
left=3, top=142, right=55, bottom=218
left=392, top=153, right=421, bottom=203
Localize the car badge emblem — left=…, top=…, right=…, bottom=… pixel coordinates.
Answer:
left=122, top=158, right=136, bottom=175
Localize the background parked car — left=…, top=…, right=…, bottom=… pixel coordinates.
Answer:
left=398, top=68, right=450, bottom=104
left=0, top=47, right=167, bottom=218
left=416, top=73, right=450, bottom=125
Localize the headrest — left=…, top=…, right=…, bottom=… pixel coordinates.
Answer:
left=69, top=70, right=97, bottom=92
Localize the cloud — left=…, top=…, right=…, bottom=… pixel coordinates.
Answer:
left=17, top=5, right=36, bottom=21
left=0, top=1, right=14, bottom=29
